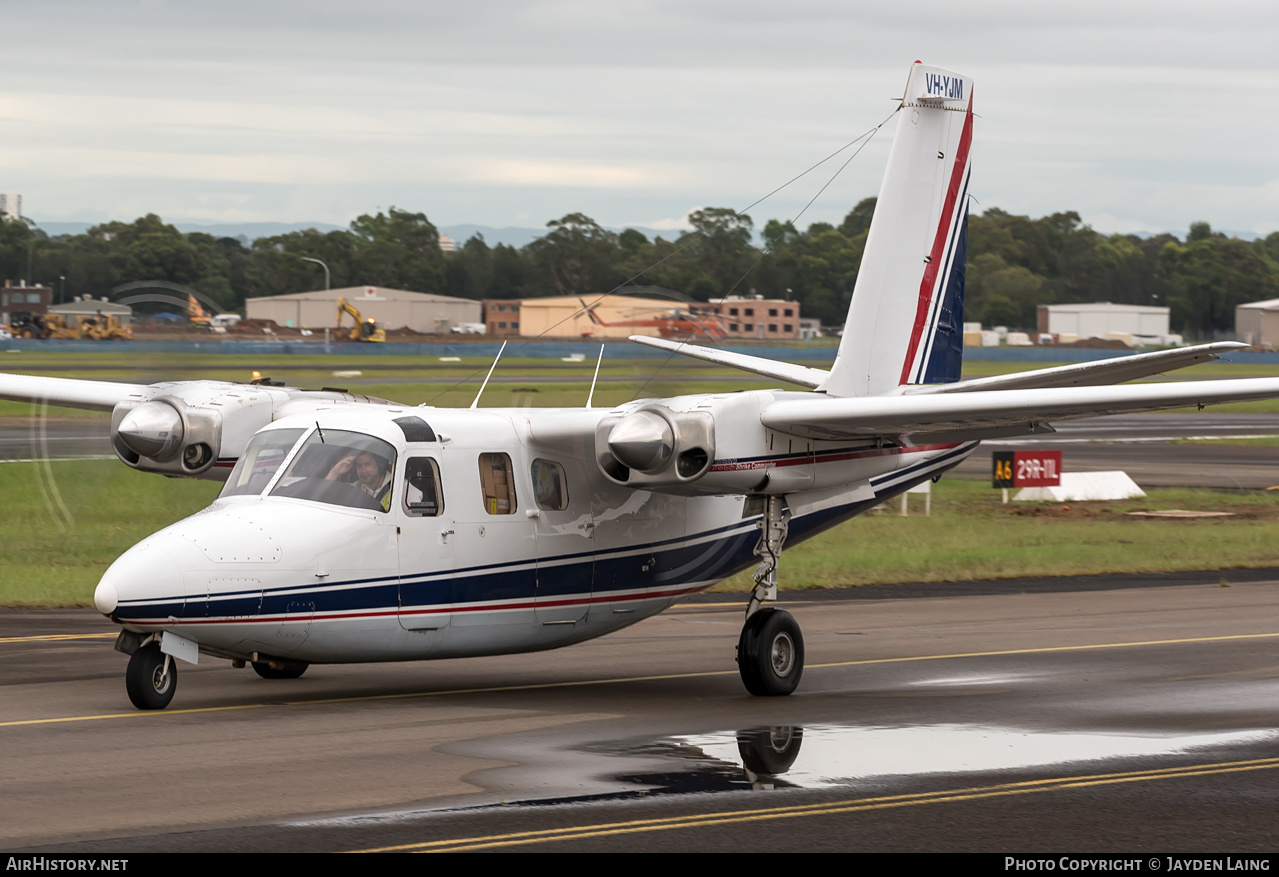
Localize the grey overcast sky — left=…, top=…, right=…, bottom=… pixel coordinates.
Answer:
left=3, top=1, right=1277, bottom=237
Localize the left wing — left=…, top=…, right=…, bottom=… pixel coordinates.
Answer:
left=0, top=371, right=400, bottom=479
left=0, top=373, right=143, bottom=411
left=760, top=378, right=1279, bottom=442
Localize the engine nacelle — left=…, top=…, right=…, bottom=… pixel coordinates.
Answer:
left=595, top=405, right=715, bottom=490
left=110, top=383, right=281, bottom=479
left=112, top=396, right=224, bottom=477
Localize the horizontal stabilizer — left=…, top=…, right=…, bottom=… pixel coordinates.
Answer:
left=761, top=377, right=1279, bottom=441
left=904, top=342, right=1248, bottom=395
left=628, top=335, right=830, bottom=388
left=0, top=373, right=142, bottom=412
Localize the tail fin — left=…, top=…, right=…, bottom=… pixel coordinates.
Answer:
left=819, top=62, right=973, bottom=398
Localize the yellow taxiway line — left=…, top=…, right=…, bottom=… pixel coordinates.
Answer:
left=0, top=632, right=116, bottom=644
left=352, top=756, right=1279, bottom=852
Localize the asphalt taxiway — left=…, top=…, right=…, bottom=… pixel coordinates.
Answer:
left=4, top=574, right=1279, bottom=852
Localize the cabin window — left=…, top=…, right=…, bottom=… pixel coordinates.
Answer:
left=531, top=459, right=568, bottom=511
left=403, top=457, right=443, bottom=517
left=219, top=428, right=306, bottom=497
left=269, top=429, right=398, bottom=512
left=478, top=452, right=517, bottom=515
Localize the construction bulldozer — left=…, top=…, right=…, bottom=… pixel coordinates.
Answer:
left=10, top=313, right=78, bottom=340
left=78, top=314, right=133, bottom=340
left=336, top=297, right=387, bottom=342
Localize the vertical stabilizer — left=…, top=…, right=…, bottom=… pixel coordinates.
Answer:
left=819, top=63, right=973, bottom=398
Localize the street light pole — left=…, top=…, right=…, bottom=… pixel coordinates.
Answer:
left=298, top=257, right=330, bottom=330
left=299, top=256, right=330, bottom=290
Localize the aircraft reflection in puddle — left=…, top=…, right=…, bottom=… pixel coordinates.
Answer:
left=649, top=725, right=1279, bottom=792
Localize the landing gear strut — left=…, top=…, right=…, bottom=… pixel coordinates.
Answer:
left=125, top=642, right=177, bottom=710
left=736, top=497, right=804, bottom=696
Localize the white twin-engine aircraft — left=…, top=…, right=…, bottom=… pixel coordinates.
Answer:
left=5, top=62, right=1279, bottom=710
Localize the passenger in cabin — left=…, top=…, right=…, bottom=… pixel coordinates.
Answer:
left=403, top=458, right=441, bottom=516
left=326, top=450, right=393, bottom=511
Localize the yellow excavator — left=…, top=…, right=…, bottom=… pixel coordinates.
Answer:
left=188, top=295, right=212, bottom=329
left=336, top=297, right=386, bottom=342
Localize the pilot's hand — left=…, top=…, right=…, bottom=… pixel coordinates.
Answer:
left=326, top=454, right=356, bottom=481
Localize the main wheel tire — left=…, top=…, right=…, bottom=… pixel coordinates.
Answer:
left=125, top=643, right=177, bottom=710
left=736, top=608, right=804, bottom=696
left=251, top=660, right=308, bottom=680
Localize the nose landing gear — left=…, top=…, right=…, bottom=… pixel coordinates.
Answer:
left=736, top=497, right=804, bottom=696
left=125, top=642, right=177, bottom=710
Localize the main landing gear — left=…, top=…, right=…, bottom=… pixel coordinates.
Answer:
left=125, top=642, right=177, bottom=710
left=736, top=497, right=804, bottom=696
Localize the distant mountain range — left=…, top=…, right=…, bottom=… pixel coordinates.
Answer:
left=31, top=221, right=686, bottom=248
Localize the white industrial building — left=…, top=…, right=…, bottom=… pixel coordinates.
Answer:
left=1236, top=298, right=1279, bottom=349
left=49, top=297, right=133, bottom=325
left=1037, top=303, right=1170, bottom=344
left=245, top=286, right=481, bottom=334
left=0, top=193, right=21, bottom=220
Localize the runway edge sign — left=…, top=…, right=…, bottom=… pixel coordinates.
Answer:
left=992, top=450, right=1062, bottom=488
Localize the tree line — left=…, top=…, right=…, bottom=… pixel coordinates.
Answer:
left=2, top=202, right=1277, bottom=337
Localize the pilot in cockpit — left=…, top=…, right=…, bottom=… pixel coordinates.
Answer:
left=326, top=450, right=393, bottom=511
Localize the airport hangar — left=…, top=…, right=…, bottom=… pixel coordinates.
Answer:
left=245, top=286, right=482, bottom=334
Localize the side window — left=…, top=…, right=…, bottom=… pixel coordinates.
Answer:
left=403, top=457, right=443, bottom=517
left=478, top=453, right=516, bottom=515
left=531, top=459, right=568, bottom=511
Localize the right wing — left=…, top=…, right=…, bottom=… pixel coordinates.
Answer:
left=761, top=377, right=1279, bottom=442
left=628, top=336, right=1248, bottom=395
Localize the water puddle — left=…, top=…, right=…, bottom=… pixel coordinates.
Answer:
left=651, top=724, right=1279, bottom=791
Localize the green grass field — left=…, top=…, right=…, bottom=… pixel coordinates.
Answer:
left=3, top=460, right=1276, bottom=608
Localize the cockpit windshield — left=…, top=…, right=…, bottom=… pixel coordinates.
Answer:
left=219, top=428, right=306, bottom=498
left=268, top=429, right=398, bottom=512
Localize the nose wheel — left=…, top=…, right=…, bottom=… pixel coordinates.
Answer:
left=125, top=643, right=177, bottom=710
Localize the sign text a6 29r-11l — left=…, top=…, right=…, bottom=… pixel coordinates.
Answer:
left=992, top=450, right=1062, bottom=488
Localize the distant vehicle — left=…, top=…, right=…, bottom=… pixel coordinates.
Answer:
left=187, top=295, right=212, bottom=328
left=336, top=297, right=387, bottom=343
left=450, top=323, right=487, bottom=335
left=578, top=298, right=727, bottom=341
left=211, top=314, right=242, bottom=329
left=10, top=313, right=78, bottom=340
left=78, top=314, right=133, bottom=341
left=0, top=327, right=11, bottom=340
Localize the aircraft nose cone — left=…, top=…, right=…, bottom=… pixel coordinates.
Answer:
left=118, top=402, right=184, bottom=460
left=94, top=580, right=118, bottom=615
left=97, top=539, right=187, bottom=621
left=608, top=410, right=674, bottom=471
